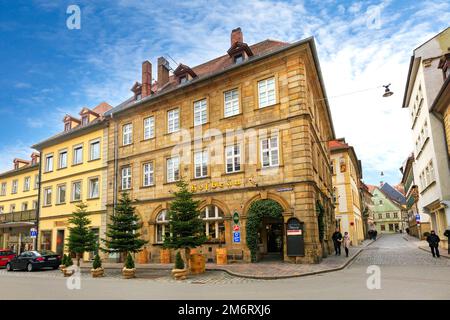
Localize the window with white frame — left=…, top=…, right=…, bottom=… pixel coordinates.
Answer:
left=225, top=145, right=241, bottom=173
left=167, top=108, right=180, bottom=133
left=72, top=181, right=82, bottom=201
left=10, top=204, right=15, bottom=213
left=45, top=154, right=53, bottom=172
left=166, top=156, right=180, bottom=183
left=0, top=182, right=6, bottom=196
left=89, top=140, right=100, bottom=161
left=193, top=99, right=207, bottom=126
left=201, top=205, right=225, bottom=240
left=121, top=167, right=132, bottom=190
left=194, top=150, right=208, bottom=178
left=143, top=116, right=155, bottom=140
left=34, top=175, right=39, bottom=189
left=21, top=202, right=28, bottom=211
left=123, top=123, right=133, bottom=145
left=258, top=77, right=276, bottom=108
left=88, top=177, right=99, bottom=198
left=11, top=180, right=18, bottom=194
left=155, top=210, right=169, bottom=243
left=59, top=150, right=67, bottom=169
left=24, top=177, right=31, bottom=191
left=73, top=145, right=83, bottom=165
left=57, top=184, right=66, bottom=204
left=261, top=135, right=279, bottom=168
left=32, top=200, right=38, bottom=210
left=0, top=206, right=3, bottom=213
left=224, top=89, right=239, bottom=117
left=143, top=162, right=154, bottom=187
left=44, top=187, right=52, bottom=206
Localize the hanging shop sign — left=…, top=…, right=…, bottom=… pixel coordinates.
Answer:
left=233, top=211, right=240, bottom=225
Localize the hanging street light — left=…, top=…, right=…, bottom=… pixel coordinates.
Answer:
left=382, top=84, right=394, bottom=97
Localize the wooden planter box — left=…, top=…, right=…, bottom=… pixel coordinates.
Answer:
left=63, top=269, right=75, bottom=277
left=91, top=268, right=104, bottom=278
left=216, top=248, right=228, bottom=265
left=172, top=268, right=188, bottom=280
left=160, top=249, right=171, bottom=264
left=190, top=253, right=206, bottom=274
left=122, top=268, right=136, bottom=279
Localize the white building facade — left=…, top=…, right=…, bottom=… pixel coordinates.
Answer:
left=402, top=28, right=450, bottom=249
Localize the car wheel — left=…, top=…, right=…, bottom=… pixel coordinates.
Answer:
left=6, top=263, right=12, bottom=271
left=27, top=263, right=34, bottom=272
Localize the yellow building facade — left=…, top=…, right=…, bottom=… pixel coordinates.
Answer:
left=329, top=139, right=364, bottom=245
left=32, top=103, right=111, bottom=260
left=0, top=155, right=40, bottom=253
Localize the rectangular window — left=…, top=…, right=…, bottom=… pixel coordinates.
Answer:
left=40, top=231, right=52, bottom=251
left=194, top=150, right=208, bottom=178
left=121, top=167, right=132, bottom=190
left=386, top=212, right=390, bottom=219
left=393, top=212, right=398, bottom=219
left=167, top=108, right=180, bottom=133
left=82, top=115, right=89, bottom=125
left=258, top=77, right=276, bottom=108
left=10, top=204, right=15, bottom=213
left=0, top=206, right=3, bottom=213
left=32, top=200, right=38, bottom=210
left=261, top=135, right=279, bottom=168
left=123, top=123, right=133, bottom=145
left=57, top=185, right=66, bottom=204
left=24, top=177, right=31, bottom=191
left=193, top=99, right=207, bottom=126
left=143, top=162, right=154, bottom=187
left=224, top=89, right=239, bottom=118
left=72, top=181, right=82, bottom=202
left=59, top=150, right=67, bottom=169
left=73, top=145, right=83, bottom=165
left=225, top=145, right=241, bottom=173
left=378, top=213, right=382, bottom=219
left=88, top=178, right=99, bottom=199
left=21, top=202, right=28, bottom=211
left=45, top=154, right=53, bottom=172
left=381, top=225, right=386, bottom=231
left=11, top=180, right=18, bottom=194
left=429, top=161, right=435, bottom=183
left=34, top=175, right=39, bottom=189
left=44, top=187, right=52, bottom=206
left=89, top=140, right=101, bottom=161
left=0, top=182, right=6, bottom=196
left=143, top=116, right=155, bottom=140
left=167, top=156, right=180, bottom=183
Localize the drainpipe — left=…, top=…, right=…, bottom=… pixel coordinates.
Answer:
left=112, top=114, right=119, bottom=214
left=34, top=158, right=42, bottom=251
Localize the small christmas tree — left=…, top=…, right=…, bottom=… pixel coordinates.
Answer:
left=164, top=179, right=207, bottom=267
left=61, top=254, right=67, bottom=266
left=175, top=251, right=185, bottom=270
left=92, top=254, right=102, bottom=270
left=65, top=255, right=73, bottom=267
left=101, top=192, right=147, bottom=267
left=124, top=252, right=135, bottom=269
left=66, top=203, right=97, bottom=266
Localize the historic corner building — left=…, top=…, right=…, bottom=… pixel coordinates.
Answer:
left=0, top=154, right=40, bottom=253
left=105, top=28, right=336, bottom=264
left=32, top=103, right=112, bottom=259
left=328, top=138, right=364, bottom=245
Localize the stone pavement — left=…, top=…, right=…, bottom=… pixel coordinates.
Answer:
left=79, top=239, right=376, bottom=280
left=403, top=234, right=450, bottom=259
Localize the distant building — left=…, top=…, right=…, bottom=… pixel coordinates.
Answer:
left=360, top=181, right=375, bottom=237
left=368, top=184, right=404, bottom=234
left=402, top=27, right=450, bottom=249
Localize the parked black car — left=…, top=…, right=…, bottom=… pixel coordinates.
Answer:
left=6, top=250, right=61, bottom=272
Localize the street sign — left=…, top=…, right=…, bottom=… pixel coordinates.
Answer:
left=233, top=231, right=241, bottom=243
left=233, top=211, right=239, bottom=224
left=415, top=214, right=420, bottom=222
left=30, top=228, right=37, bottom=238
left=233, top=225, right=240, bottom=232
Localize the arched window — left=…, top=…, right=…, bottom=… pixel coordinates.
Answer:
left=155, top=210, right=169, bottom=243
left=201, top=205, right=225, bottom=241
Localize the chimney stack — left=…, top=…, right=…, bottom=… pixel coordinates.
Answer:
left=157, top=57, right=170, bottom=88
left=142, top=60, right=152, bottom=98
left=231, top=27, right=243, bottom=46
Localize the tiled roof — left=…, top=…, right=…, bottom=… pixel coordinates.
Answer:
left=92, top=102, right=113, bottom=115
left=328, top=138, right=349, bottom=150
left=380, top=182, right=406, bottom=205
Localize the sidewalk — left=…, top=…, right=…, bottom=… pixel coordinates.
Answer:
left=80, top=239, right=376, bottom=279
left=403, top=234, right=450, bottom=259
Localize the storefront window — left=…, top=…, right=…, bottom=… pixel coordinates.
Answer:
left=40, top=231, right=52, bottom=251
left=156, top=210, right=169, bottom=243
left=201, top=205, right=225, bottom=241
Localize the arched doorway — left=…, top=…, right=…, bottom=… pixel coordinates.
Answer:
left=246, top=199, right=284, bottom=262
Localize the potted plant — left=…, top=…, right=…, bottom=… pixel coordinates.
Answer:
left=91, top=254, right=104, bottom=278
left=63, top=255, right=74, bottom=277
left=59, top=254, right=67, bottom=271
left=122, top=253, right=136, bottom=279
left=171, top=251, right=187, bottom=280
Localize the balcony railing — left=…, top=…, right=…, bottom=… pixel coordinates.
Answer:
left=0, top=210, right=37, bottom=224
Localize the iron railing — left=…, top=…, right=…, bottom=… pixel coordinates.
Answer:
left=0, top=210, right=37, bottom=224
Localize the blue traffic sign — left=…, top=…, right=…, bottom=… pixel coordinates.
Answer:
left=30, top=228, right=37, bottom=238
left=233, top=231, right=241, bottom=243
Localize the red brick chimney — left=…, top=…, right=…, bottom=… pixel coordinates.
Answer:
left=142, top=60, right=152, bottom=98
left=157, top=57, right=170, bottom=88
left=231, top=27, right=243, bottom=46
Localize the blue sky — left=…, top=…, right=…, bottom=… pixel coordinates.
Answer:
left=0, top=0, right=449, bottom=185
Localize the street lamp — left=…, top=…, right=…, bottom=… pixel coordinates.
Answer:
left=382, top=84, right=394, bottom=97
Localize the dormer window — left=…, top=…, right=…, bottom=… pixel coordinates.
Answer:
left=64, top=122, right=71, bottom=131
left=82, top=115, right=89, bottom=126
left=135, top=93, right=142, bottom=101
left=179, top=76, right=188, bottom=84
left=234, top=54, right=244, bottom=64
left=174, top=63, right=197, bottom=85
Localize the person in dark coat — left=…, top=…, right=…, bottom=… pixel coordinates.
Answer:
left=331, top=228, right=343, bottom=256
left=426, top=230, right=441, bottom=258
left=444, top=229, right=450, bottom=254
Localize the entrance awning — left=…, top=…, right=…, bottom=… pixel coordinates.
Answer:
left=0, top=222, right=36, bottom=229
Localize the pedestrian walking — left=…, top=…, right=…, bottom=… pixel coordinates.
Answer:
left=332, top=228, right=343, bottom=256
left=444, top=229, right=450, bottom=255
left=426, top=230, right=441, bottom=258
left=343, top=232, right=351, bottom=257
left=373, top=230, right=378, bottom=240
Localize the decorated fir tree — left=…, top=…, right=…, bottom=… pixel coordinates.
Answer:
left=101, top=192, right=147, bottom=265
left=124, top=252, right=135, bottom=269
left=66, top=203, right=97, bottom=266
left=164, top=179, right=206, bottom=267
left=92, top=254, right=102, bottom=270
left=175, top=250, right=185, bottom=270
left=65, top=255, right=73, bottom=267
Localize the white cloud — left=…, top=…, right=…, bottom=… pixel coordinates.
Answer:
left=0, top=141, right=34, bottom=173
